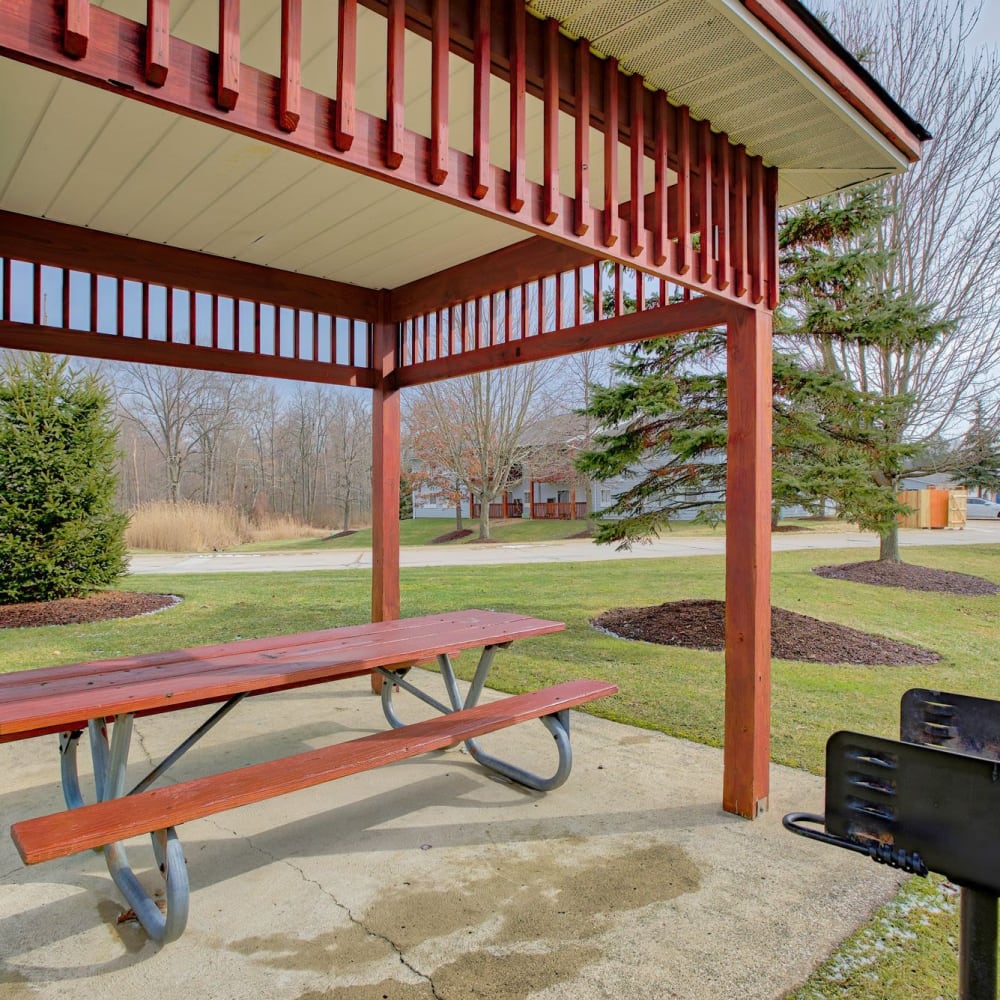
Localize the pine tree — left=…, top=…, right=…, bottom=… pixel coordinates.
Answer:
left=576, top=187, right=949, bottom=556
left=778, top=185, right=952, bottom=561
left=0, top=354, right=128, bottom=603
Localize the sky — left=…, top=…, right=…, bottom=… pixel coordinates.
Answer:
left=976, top=1, right=1000, bottom=47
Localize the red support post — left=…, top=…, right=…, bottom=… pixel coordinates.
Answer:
left=542, top=18, right=560, bottom=225
left=603, top=58, right=620, bottom=248
left=64, top=0, right=89, bottom=59
left=217, top=0, right=240, bottom=112
left=629, top=72, right=645, bottom=257
left=430, top=0, right=449, bottom=185
left=573, top=37, right=590, bottom=237
left=724, top=305, right=772, bottom=819
left=334, top=0, right=357, bottom=151
left=509, top=2, right=526, bottom=213
left=386, top=0, right=405, bottom=169
left=279, top=0, right=301, bottom=132
left=145, top=0, right=169, bottom=86
left=371, top=305, right=401, bottom=621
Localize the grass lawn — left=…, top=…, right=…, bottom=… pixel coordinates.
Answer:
left=2, top=541, right=997, bottom=997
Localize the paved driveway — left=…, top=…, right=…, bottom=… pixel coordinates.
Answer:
left=129, top=522, right=1000, bottom=575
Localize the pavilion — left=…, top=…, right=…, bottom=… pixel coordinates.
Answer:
left=0, top=0, right=927, bottom=817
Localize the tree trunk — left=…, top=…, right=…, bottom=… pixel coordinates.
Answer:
left=478, top=498, right=491, bottom=540
left=455, top=502, right=463, bottom=531
left=879, top=522, right=901, bottom=563
left=342, top=499, right=350, bottom=532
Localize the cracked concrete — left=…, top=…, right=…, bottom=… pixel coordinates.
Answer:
left=0, top=674, right=905, bottom=999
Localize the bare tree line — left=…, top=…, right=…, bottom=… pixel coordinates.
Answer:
left=112, top=363, right=372, bottom=528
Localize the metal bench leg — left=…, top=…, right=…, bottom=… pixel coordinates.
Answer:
left=465, top=710, right=574, bottom=791
left=380, top=649, right=578, bottom=791
left=58, top=720, right=110, bottom=810
left=92, top=714, right=191, bottom=943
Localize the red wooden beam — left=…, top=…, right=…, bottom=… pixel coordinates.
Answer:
left=334, top=0, right=357, bottom=151
left=429, top=0, right=449, bottom=185
left=750, top=154, right=766, bottom=305
left=698, top=119, right=713, bottom=284
left=64, top=0, right=89, bottom=59
left=0, top=211, right=379, bottom=320
left=145, top=0, right=169, bottom=86
left=603, top=57, right=619, bottom=249
left=715, top=132, right=731, bottom=292
left=217, top=0, right=240, bottom=111
left=386, top=0, right=405, bottom=169
left=509, top=1, right=526, bottom=213
left=470, top=0, right=490, bottom=199
left=542, top=17, right=560, bottom=226
left=394, top=294, right=731, bottom=386
left=573, top=37, right=590, bottom=237
left=653, top=91, right=669, bottom=267
left=675, top=105, right=691, bottom=275
left=629, top=73, right=645, bottom=258
left=733, top=144, right=749, bottom=298
left=0, top=322, right=375, bottom=387
left=724, top=304, right=772, bottom=818
left=765, top=164, right=779, bottom=310
left=279, top=0, right=301, bottom=132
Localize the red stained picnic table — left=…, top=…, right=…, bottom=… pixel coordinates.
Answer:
left=1, top=609, right=617, bottom=945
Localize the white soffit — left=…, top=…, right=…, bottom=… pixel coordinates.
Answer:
left=528, top=0, right=912, bottom=205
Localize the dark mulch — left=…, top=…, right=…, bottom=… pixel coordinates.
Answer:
left=329, top=529, right=357, bottom=539
left=592, top=599, right=941, bottom=665
left=430, top=528, right=474, bottom=544
left=813, top=560, right=999, bottom=596
left=567, top=530, right=594, bottom=539
left=772, top=525, right=810, bottom=533
left=0, top=591, right=180, bottom=630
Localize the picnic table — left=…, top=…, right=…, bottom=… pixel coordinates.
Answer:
left=0, top=609, right=616, bottom=944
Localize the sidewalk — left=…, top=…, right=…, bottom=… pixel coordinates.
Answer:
left=128, top=522, right=1000, bottom=575
left=0, top=676, right=903, bottom=999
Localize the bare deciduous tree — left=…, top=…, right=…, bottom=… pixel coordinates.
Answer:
left=408, top=363, right=549, bottom=540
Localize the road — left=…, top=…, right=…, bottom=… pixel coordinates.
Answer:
left=128, top=521, right=1000, bottom=574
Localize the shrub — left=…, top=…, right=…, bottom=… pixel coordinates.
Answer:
left=126, top=501, right=328, bottom=552
left=0, top=355, right=128, bottom=603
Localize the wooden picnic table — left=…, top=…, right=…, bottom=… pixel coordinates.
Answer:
left=1, top=609, right=616, bottom=944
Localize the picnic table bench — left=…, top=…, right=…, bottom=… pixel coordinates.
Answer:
left=0, top=609, right=616, bottom=944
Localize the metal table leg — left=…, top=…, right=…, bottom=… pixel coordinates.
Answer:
left=378, top=647, right=577, bottom=791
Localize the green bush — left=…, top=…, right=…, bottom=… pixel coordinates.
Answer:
left=0, top=354, right=128, bottom=603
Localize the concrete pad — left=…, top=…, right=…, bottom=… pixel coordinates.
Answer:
left=0, top=675, right=903, bottom=999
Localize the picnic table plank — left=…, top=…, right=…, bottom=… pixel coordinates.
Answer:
left=0, top=611, right=564, bottom=741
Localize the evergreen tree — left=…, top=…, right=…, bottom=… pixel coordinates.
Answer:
left=0, top=355, right=128, bottom=603
left=576, top=187, right=948, bottom=556
left=778, top=186, right=952, bottom=561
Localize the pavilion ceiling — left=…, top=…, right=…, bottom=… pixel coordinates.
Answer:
left=0, top=0, right=917, bottom=302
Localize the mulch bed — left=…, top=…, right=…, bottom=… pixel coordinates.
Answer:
left=813, top=560, right=999, bottom=596
left=592, top=599, right=941, bottom=665
left=329, top=529, right=357, bottom=539
left=430, top=529, right=474, bottom=543
left=0, top=591, right=179, bottom=630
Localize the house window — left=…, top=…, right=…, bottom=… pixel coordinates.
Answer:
left=600, top=489, right=613, bottom=505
